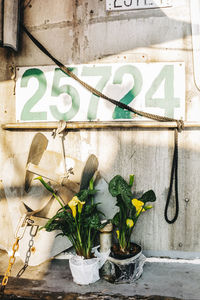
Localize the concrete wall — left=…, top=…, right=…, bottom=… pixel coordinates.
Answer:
left=0, top=0, right=200, bottom=260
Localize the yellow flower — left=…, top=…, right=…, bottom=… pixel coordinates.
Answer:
left=77, top=199, right=85, bottom=214
left=132, top=198, right=144, bottom=210
left=132, top=198, right=145, bottom=216
left=68, top=196, right=85, bottom=218
left=116, top=230, right=119, bottom=239
left=126, top=218, right=134, bottom=228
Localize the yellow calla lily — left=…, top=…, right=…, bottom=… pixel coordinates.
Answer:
left=68, top=196, right=85, bottom=218
left=68, top=197, right=78, bottom=218
left=126, top=218, right=134, bottom=228
left=132, top=198, right=145, bottom=216
left=131, top=198, right=144, bottom=210
left=116, top=230, right=120, bottom=239
left=77, top=200, right=85, bottom=214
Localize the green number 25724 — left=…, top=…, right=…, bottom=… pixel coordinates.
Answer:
left=20, top=64, right=180, bottom=121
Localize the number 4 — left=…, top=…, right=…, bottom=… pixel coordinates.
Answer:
left=145, top=65, right=180, bottom=118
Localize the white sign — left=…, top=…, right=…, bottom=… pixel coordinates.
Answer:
left=16, top=63, right=185, bottom=122
left=106, top=0, right=172, bottom=11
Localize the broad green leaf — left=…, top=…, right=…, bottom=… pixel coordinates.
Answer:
left=139, top=190, right=156, bottom=203
left=108, top=175, right=133, bottom=208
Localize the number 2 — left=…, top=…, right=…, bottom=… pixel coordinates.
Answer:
left=20, top=68, right=47, bottom=120
left=112, top=65, right=143, bottom=119
left=114, top=0, right=122, bottom=8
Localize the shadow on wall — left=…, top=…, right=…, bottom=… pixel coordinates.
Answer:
left=0, top=3, right=194, bottom=66
left=1, top=126, right=200, bottom=268
left=77, top=3, right=193, bottom=62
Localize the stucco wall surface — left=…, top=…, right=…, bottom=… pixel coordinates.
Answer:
left=0, top=0, right=200, bottom=263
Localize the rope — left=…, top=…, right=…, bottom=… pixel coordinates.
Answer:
left=21, top=24, right=184, bottom=223
left=164, top=129, right=179, bottom=224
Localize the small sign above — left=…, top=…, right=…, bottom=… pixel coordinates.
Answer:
left=106, top=0, right=172, bottom=11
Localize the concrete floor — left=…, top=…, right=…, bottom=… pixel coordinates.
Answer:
left=0, top=250, right=200, bottom=300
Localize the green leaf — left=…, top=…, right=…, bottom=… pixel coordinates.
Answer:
left=139, top=190, right=156, bottom=203
left=77, top=189, right=97, bottom=202
left=108, top=175, right=133, bottom=208
left=108, top=175, right=127, bottom=197
left=88, top=214, right=101, bottom=229
left=129, top=205, right=137, bottom=219
left=43, top=210, right=75, bottom=235
left=112, top=212, right=120, bottom=226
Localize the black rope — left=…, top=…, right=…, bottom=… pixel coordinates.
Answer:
left=164, top=129, right=179, bottom=224
left=21, top=24, right=183, bottom=124
left=21, top=24, right=181, bottom=224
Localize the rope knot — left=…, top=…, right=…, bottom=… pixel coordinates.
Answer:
left=176, top=120, right=184, bottom=133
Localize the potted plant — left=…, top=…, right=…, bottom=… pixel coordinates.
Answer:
left=36, top=176, right=104, bottom=285
left=108, top=174, right=156, bottom=282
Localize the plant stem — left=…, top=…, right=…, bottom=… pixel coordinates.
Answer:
left=52, top=192, right=67, bottom=212
left=86, top=228, right=91, bottom=258
left=89, top=178, right=94, bottom=205
left=75, top=217, right=83, bottom=251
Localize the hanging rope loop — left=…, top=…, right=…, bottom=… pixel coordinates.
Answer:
left=164, top=128, right=179, bottom=224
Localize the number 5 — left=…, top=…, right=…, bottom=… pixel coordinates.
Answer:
left=50, top=68, right=80, bottom=121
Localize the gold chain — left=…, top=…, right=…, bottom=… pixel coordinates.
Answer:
left=1, top=238, right=19, bottom=288
left=0, top=215, right=32, bottom=292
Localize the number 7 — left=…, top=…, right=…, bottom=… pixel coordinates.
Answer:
left=81, top=66, right=112, bottom=120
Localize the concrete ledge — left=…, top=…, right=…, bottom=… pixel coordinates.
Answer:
left=144, top=250, right=200, bottom=260
left=0, top=250, right=200, bottom=300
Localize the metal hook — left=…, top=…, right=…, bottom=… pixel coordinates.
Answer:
left=14, top=215, right=35, bottom=240
left=30, top=224, right=39, bottom=237
left=14, top=214, right=29, bottom=240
